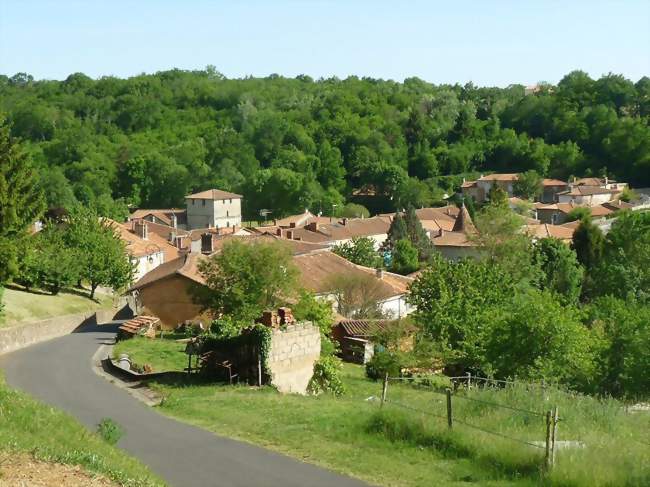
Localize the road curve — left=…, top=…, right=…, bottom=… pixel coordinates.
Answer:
left=0, top=321, right=367, bottom=487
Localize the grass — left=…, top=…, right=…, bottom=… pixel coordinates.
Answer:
left=0, top=284, right=113, bottom=327
left=0, top=375, right=164, bottom=486
left=144, top=363, right=649, bottom=487
left=113, top=334, right=189, bottom=373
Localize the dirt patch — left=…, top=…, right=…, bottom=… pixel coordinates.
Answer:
left=0, top=453, right=118, bottom=487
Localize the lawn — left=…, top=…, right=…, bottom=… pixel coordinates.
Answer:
left=0, top=284, right=114, bottom=327
left=109, top=338, right=650, bottom=486
left=141, top=360, right=648, bottom=487
left=113, top=335, right=189, bottom=373
left=0, top=375, right=164, bottom=486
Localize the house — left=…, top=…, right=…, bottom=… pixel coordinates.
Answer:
left=292, top=250, right=413, bottom=319
left=108, top=219, right=181, bottom=281
left=129, top=208, right=187, bottom=230
left=572, top=177, right=628, bottom=192
left=541, top=179, right=569, bottom=203
left=556, top=186, right=619, bottom=206
left=430, top=204, right=482, bottom=260
left=525, top=223, right=575, bottom=243
left=186, top=189, right=243, bottom=230
left=535, top=202, right=615, bottom=224
left=461, top=173, right=519, bottom=203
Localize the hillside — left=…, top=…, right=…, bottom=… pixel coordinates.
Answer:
left=1, top=70, right=648, bottom=219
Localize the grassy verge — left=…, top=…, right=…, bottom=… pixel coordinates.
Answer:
left=113, top=335, right=188, bottom=373
left=0, top=285, right=113, bottom=327
left=145, top=364, right=649, bottom=487
left=0, top=375, right=164, bottom=486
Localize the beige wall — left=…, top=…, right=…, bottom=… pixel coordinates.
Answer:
left=137, top=276, right=211, bottom=330
left=186, top=198, right=242, bottom=230
left=267, top=322, right=320, bottom=394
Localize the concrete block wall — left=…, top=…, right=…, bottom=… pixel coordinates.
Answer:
left=267, top=322, right=320, bottom=394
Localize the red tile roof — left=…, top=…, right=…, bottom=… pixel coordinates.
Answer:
left=186, top=189, right=242, bottom=200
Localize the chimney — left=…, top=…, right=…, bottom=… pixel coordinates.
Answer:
left=171, top=213, right=177, bottom=229
left=169, top=231, right=176, bottom=243
left=286, top=230, right=294, bottom=240
left=201, top=233, right=213, bottom=254
left=276, top=228, right=283, bottom=237
left=604, top=176, right=609, bottom=186
left=341, top=218, right=348, bottom=226
left=134, top=221, right=148, bottom=240
left=289, top=222, right=297, bottom=228
left=376, top=268, right=384, bottom=279
left=305, top=222, right=318, bottom=232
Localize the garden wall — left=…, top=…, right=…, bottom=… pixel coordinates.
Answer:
left=268, top=322, right=320, bottom=394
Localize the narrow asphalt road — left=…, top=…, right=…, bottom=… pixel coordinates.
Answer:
left=0, top=322, right=367, bottom=487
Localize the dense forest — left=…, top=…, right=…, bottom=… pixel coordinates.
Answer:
left=1, top=68, right=648, bottom=219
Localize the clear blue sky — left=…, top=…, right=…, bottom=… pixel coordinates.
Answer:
left=1, top=0, right=648, bottom=86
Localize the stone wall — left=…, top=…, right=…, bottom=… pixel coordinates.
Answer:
left=0, top=311, right=97, bottom=355
left=267, top=322, right=320, bottom=394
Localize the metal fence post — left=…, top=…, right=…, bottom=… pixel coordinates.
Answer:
left=446, top=388, right=453, bottom=429
left=380, top=373, right=389, bottom=408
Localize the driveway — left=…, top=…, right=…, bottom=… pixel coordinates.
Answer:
left=0, top=321, right=367, bottom=487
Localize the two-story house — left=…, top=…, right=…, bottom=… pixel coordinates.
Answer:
left=185, top=189, right=242, bottom=230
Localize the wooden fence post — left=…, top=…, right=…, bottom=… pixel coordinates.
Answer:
left=446, top=388, right=453, bottom=429
left=257, top=354, right=262, bottom=387
left=380, top=373, right=389, bottom=408
left=466, top=371, right=472, bottom=391
left=551, top=406, right=559, bottom=467
left=545, top=410, right=552, bottom=469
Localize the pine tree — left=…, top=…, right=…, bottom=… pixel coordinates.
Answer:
left=404, top=205, right=434, bottom=261
left=0, top=117, right=45, bottom=283
left=572, top=217, right=604, bottom=270
left=384, top=212, right=408, bottom=251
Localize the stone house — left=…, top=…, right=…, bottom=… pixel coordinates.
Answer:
left=186, top=189, right=243, bottom=230
left=461, top=173, right=519, bottom=203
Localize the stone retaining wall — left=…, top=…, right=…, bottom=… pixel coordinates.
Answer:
left=268, top=322, right=320, bottom=394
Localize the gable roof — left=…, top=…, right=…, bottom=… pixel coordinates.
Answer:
left=542, top=178, right=568, bottom=187
left=129, top=208, right=187, bottom=226
left=186, top=189, right=242, bottom=200
left=336, top=319, right=391, bottom=337
left=107, top=219, right=181, bottom=262
left=558, top=186, right=617, bottom=196
left=478, top=173, right=519, bottom=182
left=525, top=223, right=575, bottom=241
left=130, top=253, right=206, bottom=291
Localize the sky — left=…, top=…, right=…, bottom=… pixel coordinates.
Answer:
left=1, top=0, right=648, bottom=87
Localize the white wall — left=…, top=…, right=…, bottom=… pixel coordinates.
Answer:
left=131, top=251, right=165, bottom=281
left=186, top=198, right=242, bottom=229
left=328, top=233, right=388, bottom=250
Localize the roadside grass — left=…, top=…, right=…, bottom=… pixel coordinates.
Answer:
left=147, top=364, right=649, bottom=487
left=0, top=285, right=113, bottom=327
left=113, top=334, right=188, bottom=373
left=0, top=375, right=164, bottom=486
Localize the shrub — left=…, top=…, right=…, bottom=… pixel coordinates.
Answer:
left=308, top=355, right=345, bottom=396
left=366, top=351, right=403, bottom=380
left=96, top=418, right=123, bottom=445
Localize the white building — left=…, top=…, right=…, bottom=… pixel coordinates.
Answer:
left=186, top=189, right=243, bottom=230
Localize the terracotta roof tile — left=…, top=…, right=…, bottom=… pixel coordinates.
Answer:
left=186, top=189, right=242, bottom=200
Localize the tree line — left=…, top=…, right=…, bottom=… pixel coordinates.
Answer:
left=1, top=68, right=648, bottom=220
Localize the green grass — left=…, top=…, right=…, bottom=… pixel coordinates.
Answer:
left=113, top=335, right=189, bottom=373
left=0, top=285, right=113, bottom=327
left=145, top=364, right=649, bottom=487
left=0, top=375, right=164, bottom=486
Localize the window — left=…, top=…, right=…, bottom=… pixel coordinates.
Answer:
left=226, top=210, right=229, bottom=217
left=229, top=198, right=232, bottom=204
left=192, top=200, right=195, bottom=205
left=202, top=200, right=206, bottom=206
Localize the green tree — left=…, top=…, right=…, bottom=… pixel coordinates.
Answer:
left=0, top=117, right=45, bottom=283
left=571, top=217, right=604, bottom=270
left=533, top=237, right=584, bottom=304
left=336, top=203, right=370, bottom=219
left=566, top=206, right=592, bottom=222
left=403, top=205, right=434, bottom=261
left=513, top=170, right=542, bottom=200
left=390, top=239, right=419, bottom=275
left=193, top=240, right=299, bottom=323
left=487, top=185, right=509, bottom=207
left=332, top=237, right=382, bottom=268
left=66, top=208, right=134, bottom=299
left=384, top=212, right=409, bottom=251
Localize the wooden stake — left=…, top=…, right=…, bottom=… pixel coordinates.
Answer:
left=380, top=373, right=389, bottom=408
left=466, top=371, right=472, bottom=391
left=257, top=354, right=262, bottom=387
left=551, top=406, right=559, bottom=467
left=446, top=388, right=453, bottom=429
left=545, top=410, right=552, bottom=470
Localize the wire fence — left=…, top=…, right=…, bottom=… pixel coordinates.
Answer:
left=378, top=374, right=561, bottom=469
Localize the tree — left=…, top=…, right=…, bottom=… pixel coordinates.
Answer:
left=332, top=237, right=382, bottom=268
left=513, top=170, right=542, bottom=200
left=566, top=206, right=592, bottom=222
left=326, top=273, right=388, bottom=319
left=0, top=117, right=45, bottom=283
left=403, top=206, right=434, bottom=261
left=194, top=240, right=298, bottom=323
left=66, top=208, right=134, bottom=299
left=571, top=217, right=604, bottom=270
left=390, top=239, right=419, bottom=275
left=533, top=238, right=584, bottom=304
left=384, top=212, right=408, bottom=252
left=487, top=185, right=509, bottom=207
left=336, top=203, right=370, bottom=219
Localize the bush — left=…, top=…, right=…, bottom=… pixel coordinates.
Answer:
left=96, top=418, right=123, bottom=445
left=308, top=355, right=345, bottom=396
left=365, top=351, right=403, bottom=380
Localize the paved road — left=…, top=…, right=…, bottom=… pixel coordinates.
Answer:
left=0, top=322, right=367, bottom=487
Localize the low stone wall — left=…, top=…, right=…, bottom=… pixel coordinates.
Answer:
left=267, top=322, right=320, bottom=394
